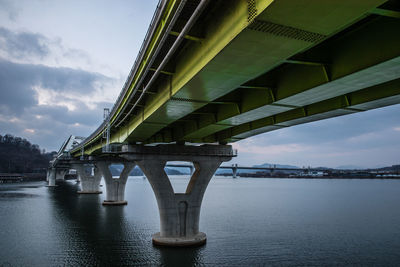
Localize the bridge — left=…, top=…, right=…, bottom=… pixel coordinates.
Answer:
left=166, top=163, right=400, bottom=178
left=167, top=163, right=317, bottom=178
left=47, top=0, right=400, bottom=247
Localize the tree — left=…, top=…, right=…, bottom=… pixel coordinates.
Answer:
left=0, top=133, right=56, bottom=173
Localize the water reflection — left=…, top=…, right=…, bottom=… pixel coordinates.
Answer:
left=158, top=246, right=203, bottom=266
left=48, top=181, right=128, bottom=265
left=47, top=180, right=204, bottom=266
left=2, top=178, right=400, bottom=266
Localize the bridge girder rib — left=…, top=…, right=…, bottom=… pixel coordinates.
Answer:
left=371, top=8, right=400, bottom=18
left=146, top=14, right=400, bottom=144
left=204, top=78, right=400, bottom=143
left=72, top=0, right=400, bottom=156
left=102, top=0, right=276, bottom=148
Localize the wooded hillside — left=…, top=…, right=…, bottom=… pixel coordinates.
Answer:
left=0, top=134, right=56, bottom=173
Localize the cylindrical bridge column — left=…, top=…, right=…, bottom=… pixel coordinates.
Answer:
left=72, top=164, right=102, bottom=194
left=137, top=159, right=222, bottom=247
left=96, top=161, right=135, bottom=205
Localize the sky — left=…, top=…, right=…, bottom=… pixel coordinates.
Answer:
left=0, top=1, right=399, bottom=169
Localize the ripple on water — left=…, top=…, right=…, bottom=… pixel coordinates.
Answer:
left=0, top=192, right=39, bottom=199
left=1, top=179, right=400, bottom=266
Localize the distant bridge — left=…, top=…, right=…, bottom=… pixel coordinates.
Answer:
left=47, top=0, right=400, bottom=247
left=165, top=164, right=400, bottom=178
left=167, top=163, right=314, bottom=177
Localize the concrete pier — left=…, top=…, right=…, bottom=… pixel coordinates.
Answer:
left=96, top=161, right=135, bottom=205
left=55, top=169, right=68, bottom=181
left=122, top=144, right=234, bottom=247
left=232, top=164, right=238, bottom=178
left=73, top=164, right=102, bottom=194
left=46, top=168, right=57, bottom=187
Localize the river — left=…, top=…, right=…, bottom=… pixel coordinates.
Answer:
left=0, top=176, right=399, bottom=266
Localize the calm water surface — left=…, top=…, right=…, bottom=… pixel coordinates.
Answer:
left=0, top=177, right=400, bottom=266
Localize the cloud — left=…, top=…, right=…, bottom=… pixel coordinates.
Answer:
left=0, top=25, right=123, bottom=151
left=0, top=59, right=115, bottom=115
left=0, top=100, right=110, bottom=151
left=233, top=142, right=310, bottom=156
left=230, top=105, right=400, bottom=168
left=0, top=27, right=98, bottom=75
left=346, top=132, right=379, bottom=143
left=243, top=105, right=400, bottom=147
left=0, top=27, right=49, bottom=60
left=0, top=57, right=117, bottom=151
left=24, top=128, right=35, bottom=134
left=0, top=0, right=19, bottom=21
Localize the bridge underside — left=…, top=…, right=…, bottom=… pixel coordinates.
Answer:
left=72, top=0, right=400, bottom=156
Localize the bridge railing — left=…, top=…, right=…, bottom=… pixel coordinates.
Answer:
left=111, top=0, right=165, bottom=120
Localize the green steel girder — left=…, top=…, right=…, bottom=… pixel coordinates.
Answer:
left=126, top=0, right=390, bottom=147
left=165, top=15, right=400, bottom=142
left=138, top=1, right=390, bottom=147
left=115, top=0, right=274, bottom=146
left=208, top=78, right=400, bottom=142
left=137, top=0, right=389, bottom=146
left=70, top=0, right=184, bottom=156
left=169, top=31, right=203, bottom=42
left=371, top=8, right=400, bottom=18
left=149, top=68, right=174, bottom=76
left=72, top=0, right=397, bottom=156
left=255, top=0, right=386, bottom=36
left=110, top=0, right=182, bottom=124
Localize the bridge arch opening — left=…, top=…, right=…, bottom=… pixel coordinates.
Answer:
left=165, top=161, right=196, bottom=194
left=108, top=164, right=125, bottom=179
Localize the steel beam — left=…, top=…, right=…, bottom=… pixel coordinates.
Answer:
left=160, top=16, right=400, bottom=142
left=209, top=78, right=400, bottom=142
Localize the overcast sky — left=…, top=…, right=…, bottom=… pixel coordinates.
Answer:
left=0, top=1, right=399, bottom=168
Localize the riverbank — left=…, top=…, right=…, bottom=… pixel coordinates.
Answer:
left=0, top=173, right=45, bottom=183
left=217, top=173, right=400, bottom=179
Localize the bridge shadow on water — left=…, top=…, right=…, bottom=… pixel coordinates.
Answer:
left=47, top=180, right=204, bottom=266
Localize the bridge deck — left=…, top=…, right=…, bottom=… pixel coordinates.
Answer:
left=71, top=0, right=400, bottom=156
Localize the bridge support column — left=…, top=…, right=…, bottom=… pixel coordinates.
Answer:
left=73, top=164, right=102, bottom=194
left=96, top=161, right=135, bottom=205
left=46, top=168, right=56, bottom=187
left=122, top=144, right=234, bottom=247
left=232, top=164, right=238, bottom=178
left=55, top=169, right=68, bottom=180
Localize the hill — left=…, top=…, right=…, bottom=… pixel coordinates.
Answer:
left=0, top=134, right=56, bottom=173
